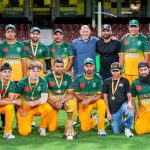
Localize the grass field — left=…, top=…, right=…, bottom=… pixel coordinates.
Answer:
left=0, top=110, right=150, bottom=150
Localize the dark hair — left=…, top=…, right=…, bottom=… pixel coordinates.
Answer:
left=54, top=58, right=64, bottom=64
left=0, top=62, right=12, bottom=72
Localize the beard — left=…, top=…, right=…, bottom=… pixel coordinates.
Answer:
left=86, top=70, right=93, bottom=74
left=102, top=34, right=111, bottom=39
left=139, top=74, right=150, bottom=84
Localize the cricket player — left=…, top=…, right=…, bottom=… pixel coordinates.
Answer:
left=44, top=58, right=76, bottom=132
left=120, top=19, right=149, bottom=84
left=15, top=62, right=52, bottom=136
left=74, top=58, right=106, bottom=136
left=132, top=61, right=150, bottom=134
left=23, top=27, right=51, bottom=77
left=0, top=24, right=26, bottom=81
left=0, top=63, right=21, bottom=139
left=49, top=29, right=74, bottom=75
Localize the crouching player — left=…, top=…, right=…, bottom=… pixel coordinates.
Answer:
left=44, top=58, right=76, bottom=132
left=15, top=62, right=52, bottom=136
left=74, top=58, right=106, bottom=135
left=0, top=63, right=21, bottom=139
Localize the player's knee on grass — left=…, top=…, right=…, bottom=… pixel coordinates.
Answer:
left=19, top=128, right=31, bottom=136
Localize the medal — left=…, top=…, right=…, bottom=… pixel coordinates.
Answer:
left=57, top=89, right=61, bottom=94
left=1, top=80, right=10, bottom=98
left=111, top=78, right=120, bottom=101
left=30, top=41, right=39, bottom=58
left=28, top=77, right=39, bottom=101
left=112, top=96, right=115, bottom=100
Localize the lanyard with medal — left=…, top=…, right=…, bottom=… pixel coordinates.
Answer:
left=1, top=80, right=10, bottom=98
left=111, top=78, right=120, bottom=100
left=53, top=72, right=63, bottom=94
left=28, top=77, right=39, bottom=100
left=30, top=41, right=39, bottom=61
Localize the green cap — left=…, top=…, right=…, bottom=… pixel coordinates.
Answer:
left=129, top=19, right=139, bottom=27
left=30, top=27, right=40, bottom=33
left=5, top=24, right=16, bottom=31
left=84, top=58, right=94, bottom=65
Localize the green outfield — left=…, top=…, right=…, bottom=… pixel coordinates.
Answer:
left=0, top=111, right=150, bottom=150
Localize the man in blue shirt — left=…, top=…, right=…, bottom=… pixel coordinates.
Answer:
left=71, top=25, right=99, bottom=77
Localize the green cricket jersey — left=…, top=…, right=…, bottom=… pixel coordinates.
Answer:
left=16, top=77, right=48, bottom=101
left=0, top=80, right=16, bottom=98
left=121, top=33, right=149, bottom=75
left=132, top=78, right=150, bottom=111
left=49, top=42, right=73, bottom=70
left=44, top=72, right=74, bottom=101
left=0, top=41, right=26, bottom=81
left=74, top=73, right=103, bottom=97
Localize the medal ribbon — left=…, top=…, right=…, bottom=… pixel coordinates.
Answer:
left=1, top=80, right=10, bottom=98
left=112, top=78, right=120, bottom=97
left=30, top=41, right=39, bottom=59
left=53, top=72, right=63, bottom=89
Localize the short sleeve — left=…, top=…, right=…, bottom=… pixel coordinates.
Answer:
left=131, top=81, right=137, bottom=98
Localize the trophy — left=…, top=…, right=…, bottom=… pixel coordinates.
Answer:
left=63, top=104, right=77, bottom=140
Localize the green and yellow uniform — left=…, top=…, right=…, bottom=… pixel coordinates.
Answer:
left=49, top=42, right=73, bottom=74
left=121, top=34, right=149, bottom=84
left=132, top=78, right=150, bottom=134
left=44, top=72, right=76, bottom=132
left=15, top=77, right=51, bottom=136
left=0, top=80, right=15, bottom=133
left=23, top=40, right=50, bottom=77
left=74, top=73, right=106, bottom=131
left=0, top=41, right=26, bottom=81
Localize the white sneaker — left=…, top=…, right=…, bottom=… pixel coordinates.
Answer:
left=3, top=133, right=15, bottom=139
left=38, top=128, right=47, bottom=136
left=31, top=121, right=36, bottom=127
left=98, top=130, right=107, bottom=136
left=125, top=128, right=134, bottom=137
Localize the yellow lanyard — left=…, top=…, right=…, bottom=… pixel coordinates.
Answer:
left=111, top=78, right=120, bottom=100
left=30, top=41, right=39, bottom=59
left=1, top=80, right=10, bottom=98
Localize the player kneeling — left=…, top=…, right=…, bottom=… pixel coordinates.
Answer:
left=15, top=62, right=52, bottom=136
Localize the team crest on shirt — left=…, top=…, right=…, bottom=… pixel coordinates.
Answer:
left=136, top=85, right=142, bottom=91
left=17, top=47, right=21, bottom=52
left=37, top=86, right=41, bottom=91
left=39, top=49, right=42, bottom=53
left=137, top=41, right=142, bottom=46
left=64, top=81, right=68, bottom=86
left=93, top=82, right=96, bottom=88
left=119, top=83, right=123, bottom=87
left=64, top=48, right=67, bottom=52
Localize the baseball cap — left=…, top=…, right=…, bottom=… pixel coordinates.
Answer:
left=5, top=24, right=16, bottom=31
left=129, top=19, right=139, bottom=27
left=54, top=29, right=64, bottom=34
left=0, top=63, right=12, bottom=72
left=110, top=62, right=121, bottom=70
left=138, top=61, right=149, bottom=70
left=84, top=58, right=94, bottom=65
left=102, top=24, right=112, bottom=31
left=30, top=27, right=40, bottom=33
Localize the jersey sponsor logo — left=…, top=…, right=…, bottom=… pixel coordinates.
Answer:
left=24, top=86, right=29, bottom=92
left=136, top=85, right=142, bottom=91
left=17, top=47, right=21, bottom=52
left=24, top=46, right=30, bottom=51
left=125, top=53, right=139, bottom=58
left=39, top=49, right=42, bottom=53
left=51, top=48, right=55, bottom=53
left=37, top=86, right=41, bottom=91
left=124, top=41, right=128, bottom=46
left=137, top=41, right=142, bottom=46
left=93, top=82, right=96, bottom=88
left=4, top=47, right=8, bottom=52
left=64, top=81, right=68, bottom=86
left=80, top=82, right=85, bottom=88
left=49, top=81, right=55, bottom=87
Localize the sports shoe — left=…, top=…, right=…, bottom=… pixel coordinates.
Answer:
left=31, top=121, right=36, bottom=127
left=3, top=133, right=15, bottom=139
left=124, top=128, right=134, bottom=137
left=98, top=130, right=107, bottom=136
left=38, top=128, right=47, bottom=136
